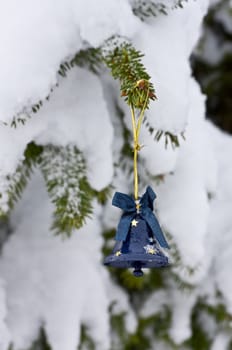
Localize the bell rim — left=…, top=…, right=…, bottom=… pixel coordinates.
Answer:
left=104, top=253, right=169, bottom=268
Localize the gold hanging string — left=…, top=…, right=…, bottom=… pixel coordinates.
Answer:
left=130, top=86, right=150, bottom=203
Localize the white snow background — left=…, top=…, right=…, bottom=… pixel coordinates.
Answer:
left=0, top=0, right=232, bottom=349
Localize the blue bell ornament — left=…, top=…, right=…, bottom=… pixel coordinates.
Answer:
left=104, top=186, right=170, bottom=277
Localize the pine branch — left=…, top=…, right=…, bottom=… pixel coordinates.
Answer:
left=39, top=145, right=94, bottom=236
left=0, top=164, right=31, bottom=217
left=59, top=47, right=103, bottom=76
left=91, top=186, right=113, bottom=205
left=10, top=89, right=57, bottom=128
left=8, top=40, right=155, bottom=127
left=8, top=47, right=103, bottom=128
left=143, top=115, right=185, bottom=149
left=8, top=40, right=156, bottom=127
left=8, top=37, right=185, bottom=157
left=1, top=141, right=111, bottom=234
left=132, top=0, right=168, bottom=20
left=28, top=328, right=52, bottom=350
left=0, top=142, right=43, bottom=218
left=131, top=0, right=189, bottom=21
left=173, top=0, right=189, bottom=9
left=103, top=41, right=156, bottom=110
left=78, top=325, right=95, bottom=350
left=199, top=299, right=232, bottom=326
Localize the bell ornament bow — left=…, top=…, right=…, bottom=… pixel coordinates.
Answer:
left=112, top=186, right=170, bottom=249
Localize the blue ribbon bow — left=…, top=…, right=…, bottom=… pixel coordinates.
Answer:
left=112, top=186, right=170, bottom=249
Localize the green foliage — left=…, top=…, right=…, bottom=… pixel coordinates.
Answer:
left=90, top=185, right=113, bottom=205
left=0, top=163, right=32, bottom=217
left=184, top=305, right=212, bottom=350
left=173, top=0, right=189, bottom=10
left=39, top=144, right=93, bottom=236
left=131, top=0, right=188, bottom=21
left=10, top=94, right=52, bottom=127
left=59, top=47, right=103, bottom=76
left=11, top=114, right=30, bottom=128
left=8, top=328, right=51, bottom=350
left=103, top=41, right=156, bottom=110
left=78, top=324, right=96, bottom=350
left=132, top=0, right=168, bottom=20
left=183, top=296, right=232, bottom=350
left=23, top=142, right=43, bottom=162
left=197, top=297, right=232, bottom=330
left=0, top=141, right=111, bottom=235
left=0, top=142, right=43, bottom=218
left=110, top=311, right=129, bottom=350
left=8, top=38, right=183, bottom=153
left=9, top=47, right=102, bottom=128
left=143, top=116, right=185, bottom=149
left=4, top=3, right=230, bottom=350
left=28, top=329, right=52, bottom=350
left=110, top=306, right=172, bottom=350
left=140, top=308, right=172, bottom=345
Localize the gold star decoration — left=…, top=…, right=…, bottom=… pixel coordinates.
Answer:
left=115, top=251, right=122, bottom=257
left=147, top=247, right=156, bottom=255
left=131, top=219, right=139, bottom=227
left=144, top=245, right=157, bottom=255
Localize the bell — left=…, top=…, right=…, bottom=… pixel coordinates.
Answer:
left=104, top=186, right=170, bottom=277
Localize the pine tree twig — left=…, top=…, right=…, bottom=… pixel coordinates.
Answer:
left=132, top=0, right=168, bottom=20
left=90, top=185, right=113, bottom=205
left=103, top=42, right=156, bottom=110
left=131, top=0, right=189, bottom=22
left=69, top=47, right=103, bottom=75
left=143, top=115, right=185, bottom=149
left=0, top=142, right=43, bottom=218
left=39, top=145, right=94, bottom=236
left=8, top=39, right=155, bottom=128
left=1, top=141, right=112, bottom=235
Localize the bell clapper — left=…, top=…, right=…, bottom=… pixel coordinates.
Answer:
left=133, top=263, right=144, bottom=277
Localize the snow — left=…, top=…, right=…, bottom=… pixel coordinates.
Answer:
left=34, top=67, right=114, bottom=190
left=0, top=279, right=10, bottom=350
left=0, top=173, right=135, bottom=350
left=134, top=0, right=209, bottom=134
left=0, top=0, right=139, bottom=123
left=206, top=124, right=232, bottom=315
left=169, top=288, right=197, bottom=344
left=195, top=0, right=232, bottom=65
left=211, top=332, right=231, bottom=350
left=156, top=81, right=216, bottom=273
left=215, top=0, right=232, bottom=33
left=139, top=120, right=232, bottom=344
left=0, top=67, right=114, bottom=216
left=0, top=0, right=232, bottom=349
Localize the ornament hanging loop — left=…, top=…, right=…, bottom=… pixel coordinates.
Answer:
left=130, top=83, right=150, bottom=201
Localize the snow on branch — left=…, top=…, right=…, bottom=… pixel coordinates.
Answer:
left=39, top=145, right=94, bottom=236
left=103, top=41, right=156, bottom=110
left=131, top=0, right=189, bottom=21
left=7, top=38, right=182, bottom=148
left=0, top=143, right=43, bottom=217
